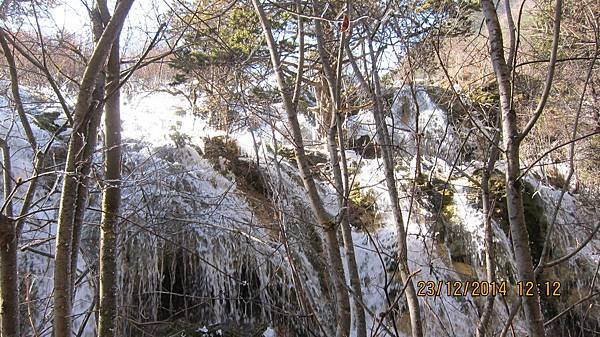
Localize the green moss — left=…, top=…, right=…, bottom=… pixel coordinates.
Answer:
left=467, top=87, right=499, bottom=108
left=420, top=177, right=455, bottom=218
left=522, top=181, right=548, bottom=265
left=348, top=182, right=378, bottom=231
left=277, top=147, right=296, bottom=162
left=420, top=177, right=483, bottom=264
left=414, top=173, right=428, bottom=186
left=425, top=85, right=470, bottom=122
left=204, top=136, right=239, bottom=163
left=349, top=183, right=377, bottom=210
left=467, top=170, right=509, bottom=232
left=442, top=203, right=459, bottom=224
left=266, top=144, right=296, bottom=162
left=475, top=170, right=548, bottom=265
left=419, top=177, right=456, bottom=243
left=32, top=111, right=61, bottom=133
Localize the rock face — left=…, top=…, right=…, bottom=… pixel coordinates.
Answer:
left=184, top=322, right=269, bottom=337
left=349, top=134, right=381, bottom=159
left=7, top=87, right=599, bottom=336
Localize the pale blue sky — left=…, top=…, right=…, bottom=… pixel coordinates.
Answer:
left=48, top=0, right=168, bottom=53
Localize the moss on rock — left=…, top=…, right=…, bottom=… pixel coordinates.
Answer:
left=418, top=176, right=455, bottom=242
left=348, top=182, right=379, bottom=231
left=470, top=170, right=548, bottom=265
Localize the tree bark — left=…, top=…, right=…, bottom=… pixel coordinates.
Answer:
left=53, top=1, right=134, bottom=336
left=98, top=14, right=122, bottom=337
left=476, top=123, right=500, bottom=337
left=346, top=35, right=423, bottom=337
left=0, top=138, right=19, bottom=337
left=368, top=39, right=423, bottom=337
left=480, top=1, right=546, bottom=336
left=0, top=214, right=19, bottom=337
left=406, top=53, right=422, bottom=178
left=69, top=0, right=110, bottom=298
left=0, top=30, right=37, bottom=150
left=312, top=5, right=364, bottom=337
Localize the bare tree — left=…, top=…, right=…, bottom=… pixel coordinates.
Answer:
left=0, top=24, right=45, bottom=337
left=69, top=0, right=109, bottom=300
left=479, top=0, right=563, bottom=336
left=97, top=0, right=124, bottom=335
left=476, top=123, right=500, bottom=337
left=346, top=28, right=424, bottom=337
left=311, top=3, right=366, bottom=336
left=251, top=1, right=351, bottom=335
left=0, top=139, right=19, bottom=337
left=53, top=1, right=134, bottom=336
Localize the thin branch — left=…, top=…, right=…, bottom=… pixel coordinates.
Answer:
left=544, top=292, right=600, bottom=326
left=519, top=0, right=563, bottom=141
left=2, top=28, right=74, bottom=124
left=0, top=29, right=37, bottom=150
left=291, top=0, right=304, bottom=108
left=515, top=56, right=600, bottom=69
left=542, top=220, right=600, bottom=268
left=105, top=23, right=167, bottom=101
left=499, top=298, right=521, bottom=337
left=516, top=130, right=599, bottom=182
left=536, top=38, right=598, bottom=272
left=0, top=138, right=15, bottom=217
left=432, top=38, right=498, bottom=147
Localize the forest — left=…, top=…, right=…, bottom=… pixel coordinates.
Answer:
left=0, top=0, right=599, bottom=336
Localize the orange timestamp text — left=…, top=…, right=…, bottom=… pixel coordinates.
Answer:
left=416, top=280, right=562, bottom=297
left=417, top=280, right=508, bottom=297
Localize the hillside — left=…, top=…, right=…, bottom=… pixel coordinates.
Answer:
left=0, top=0, right=598, bottom=337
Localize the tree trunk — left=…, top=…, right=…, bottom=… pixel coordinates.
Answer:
left=69, top=1, right=109, bottom=298
left=336, top=143, right=367, bottom=337
left=0, top=30, right=36, bottom=150
left=346, top=37, right=424, bottom=337
left=53, top=2, right=134, bottom=336
left=0, top=214, right=19, bottom=337
left=98, top=18, right=122, bottom=337
left=312, top=6, right=363, bottom=337
left=69, top=79, right=105, bottom=295
left=406, top=54, right=422, bottom=178
left=0, top=138, right=19, bottom=337
left=251, top=1, right=350, bottom=335
left=476, top=124, right=500, bottom=337
left=335, top=107, right=366, bottom=337
left=480, top=1, right=546, bottom=337
left=369, top=41, right=423, bottom=337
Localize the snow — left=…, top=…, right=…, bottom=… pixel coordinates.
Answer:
left=121, top=91, right=216, bottom=145
left=2, top=82, right=598, bottom=336
left=262, top=327, right=276, bottom=337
